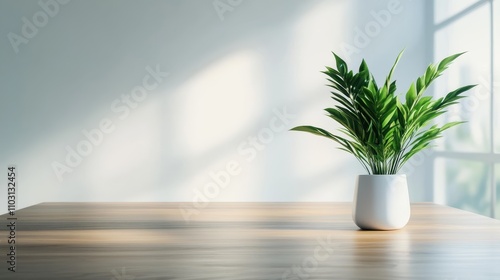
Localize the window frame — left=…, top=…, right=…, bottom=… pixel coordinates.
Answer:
left=429, top=0, right=498, bottom=218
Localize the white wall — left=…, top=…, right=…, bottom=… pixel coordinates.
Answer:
left=0, top=0, right=431, bottom=214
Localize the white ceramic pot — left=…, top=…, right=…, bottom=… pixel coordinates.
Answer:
left=352, top=174, right=410, bottom=230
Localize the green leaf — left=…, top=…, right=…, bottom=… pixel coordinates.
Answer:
left=333, top=52, right=348, bottom=76
left=440, top=121, right=464, bottom=131
left=292, top=50, right=475, bottom=175
left=424, top=64, right=436, bottom=85
left=384, top=49, right=404, bottom=89
left=290, top=126, right=337, bottom=141
left=382, top=110, right=396, bottom=127
left=439, top=84, right=477, bottom=108
left=359, top=59, right=369, bottom=73
left=405, top=82, right=417, bottom=108
left=437, top=52, right=465, bottom=72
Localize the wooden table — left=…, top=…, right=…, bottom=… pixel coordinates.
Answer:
left=1, top=202, right=500, bottom=279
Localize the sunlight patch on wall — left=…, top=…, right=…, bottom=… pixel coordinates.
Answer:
left=290, top=0, right=350, bottom=95
left=176, top=50, right=263, bottom=157
left=288, top=0, right=354, bottom=192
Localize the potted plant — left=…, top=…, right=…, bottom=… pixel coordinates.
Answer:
left=291, top=50, right=476, bottom=230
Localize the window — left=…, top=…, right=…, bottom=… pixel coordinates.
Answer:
left=432, top=0, right=499, bottom=218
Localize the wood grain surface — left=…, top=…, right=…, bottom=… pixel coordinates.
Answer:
left=1, top=202, right=500, bottom=279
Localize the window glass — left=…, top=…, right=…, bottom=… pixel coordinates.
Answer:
left=435, top=158, right=491, bottom=216
left=495, top=0, right=500, bottom=153
left=496, top=164, right=500, bottom=219
left=433, top=4, right=491, bottom=153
